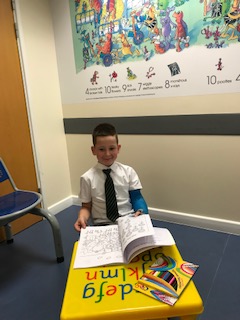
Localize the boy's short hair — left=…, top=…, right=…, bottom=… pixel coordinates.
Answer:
left=92, top=123, right=118, bottom=145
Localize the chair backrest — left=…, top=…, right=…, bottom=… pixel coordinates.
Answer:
left=0, top=158, right=17, bottom=191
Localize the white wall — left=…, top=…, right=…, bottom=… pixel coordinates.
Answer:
left=15, top=0, right=72, bottom=212
left=14, top=0, right=240, bottom=235
left=51, top=1, right=240, bottom=234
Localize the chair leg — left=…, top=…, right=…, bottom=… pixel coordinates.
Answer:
left=4, top=223, right=14, bottom=244
left=31, top=208, right=64, bottom=263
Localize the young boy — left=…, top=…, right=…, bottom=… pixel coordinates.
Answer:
left=74, top=123, right=148, bottom=232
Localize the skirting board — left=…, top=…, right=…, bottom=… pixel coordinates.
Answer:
left=149, top=208, right=240, bottom=236
left=47, top=196, right=75, bottom=215
left=49, top=196, right=240, bottom=235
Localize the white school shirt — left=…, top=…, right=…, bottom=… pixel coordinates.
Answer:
left=79, top=161, right=142, bottom=225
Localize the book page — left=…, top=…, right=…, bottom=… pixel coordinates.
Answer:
left=117, top=214, right=154, bottom=254
left=124, top=227, right=176, bottom=263
left=73, top=225, right=124, bottom=268
left=152, top=227, right=176, bottom=246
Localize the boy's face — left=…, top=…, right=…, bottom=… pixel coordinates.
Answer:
left=91, top=135, right=121, bottom=167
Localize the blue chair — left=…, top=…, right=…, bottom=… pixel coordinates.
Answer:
left=0, top=158, right=64, bottom=263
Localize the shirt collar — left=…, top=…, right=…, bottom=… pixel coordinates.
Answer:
left=95, top=162, right=117, bottom=172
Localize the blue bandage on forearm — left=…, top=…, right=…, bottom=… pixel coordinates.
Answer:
left=129, top=189, right=148, bottom=213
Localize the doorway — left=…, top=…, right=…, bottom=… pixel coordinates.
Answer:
left=0, top=0, right=42, bottom=240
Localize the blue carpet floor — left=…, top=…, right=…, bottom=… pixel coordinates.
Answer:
left=1, top=205, right=239, bottom=320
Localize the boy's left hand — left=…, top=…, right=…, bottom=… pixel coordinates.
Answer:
left=134, top=210, right=143, bottom=217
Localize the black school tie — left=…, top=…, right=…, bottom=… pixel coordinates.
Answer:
left=103, top=169, right=119, bottom=222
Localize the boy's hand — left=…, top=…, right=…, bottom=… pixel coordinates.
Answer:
left=74, top=205, right=91, bottom=232
left=134, top=210, right=143, bottom=217
left=74, top=216, right=88, bottom=232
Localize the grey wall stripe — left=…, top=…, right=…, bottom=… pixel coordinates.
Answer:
left=64, top=114, right=240, bottom=135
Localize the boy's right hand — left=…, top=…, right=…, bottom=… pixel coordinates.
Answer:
left=74, top=205, right=91, bottom=232
left=74, top=216, right=88, bottom=232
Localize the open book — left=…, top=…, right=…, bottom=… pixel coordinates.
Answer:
left=134, top=254, right=199, bottom=305
left=73, top=214, right=175, bottom=269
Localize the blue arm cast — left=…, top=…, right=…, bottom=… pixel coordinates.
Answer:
left=129, top=189, right=148, bottom=214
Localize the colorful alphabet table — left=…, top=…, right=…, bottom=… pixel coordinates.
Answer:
left=60, top=242, right=203, bottom=320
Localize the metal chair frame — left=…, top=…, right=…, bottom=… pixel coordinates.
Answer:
left=0, top=158, right=64, bottom=263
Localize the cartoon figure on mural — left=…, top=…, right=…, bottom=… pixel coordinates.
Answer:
left=146, top=66, right=155, bottom=78
left=173, top=11, right=190, bottom=52
left=71, top=0, right=240, bottom=72
left=216, top=57, right=223, bottom=70
left=168, top=62, right=181, bottom=76
left=159, top=6, right=176, bottom=51
left=109, top=70, right=118, bottom=81
left=126, top=66, right=137, bottom=79
left=90, top=70, right=99, bottom=84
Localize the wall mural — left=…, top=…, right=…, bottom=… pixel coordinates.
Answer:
left=69, top=0, right=240, bottom=101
